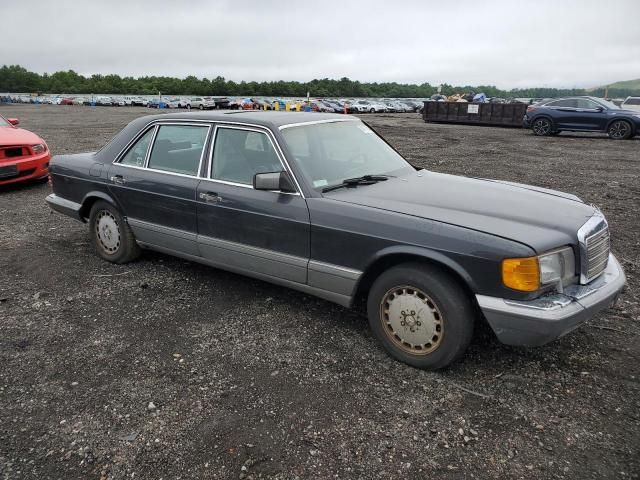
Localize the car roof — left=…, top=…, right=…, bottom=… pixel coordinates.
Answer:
left=132, top=110, right=351, bottom=129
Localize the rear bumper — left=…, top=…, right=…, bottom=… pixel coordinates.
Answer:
left=46, top=193, right=83, bottom=221
left=0, top=152, right=51, bottom=186
left=522, top=115, right=531, bottom=128
left=477, top=254, right=626, bottom=346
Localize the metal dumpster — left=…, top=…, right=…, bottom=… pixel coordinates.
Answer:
left=422, top=101, right=528, bottom=127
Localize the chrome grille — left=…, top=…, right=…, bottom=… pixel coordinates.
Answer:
left=577, top=212, right=610, bottom=284
left=585, top=227, right=610, bottom=280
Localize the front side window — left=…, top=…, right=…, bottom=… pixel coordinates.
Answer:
left=576, top=98, right=600, bottom=109
left=281, top=120, right=413, bottom=191
left=120, top=127, right=154, bottom=167
left=147, top=125, right=208, bottom=176
left=211, top=128, right=282, bottom=185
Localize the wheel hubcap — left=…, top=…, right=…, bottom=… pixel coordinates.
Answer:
left=533, top=119, right=550, bottom=135
left=95, top=211, right=121, bottom=254
left=610, top=122, right=628, bottom=138
left=380, top=286, right=444, bottom=355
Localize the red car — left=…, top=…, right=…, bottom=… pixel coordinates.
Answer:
left=0, top=115, right=51, bottom=186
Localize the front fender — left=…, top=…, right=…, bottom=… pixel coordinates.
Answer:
left=357, top=244, right=480, bottom=294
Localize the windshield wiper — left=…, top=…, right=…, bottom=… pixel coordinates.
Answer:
left=321, top=174, right=393, bottom=193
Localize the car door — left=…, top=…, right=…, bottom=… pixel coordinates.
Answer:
left=196, top=124, right=310, bottom=283
left=573, top=98, right=608, bottom=131
left=107, top=122, right=212, bottom=256
left=545, top=99, right=579, bottom=129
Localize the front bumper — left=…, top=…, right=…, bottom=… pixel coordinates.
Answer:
left=0, top=152, right=51, bottom=186
left=477, top=254, right=626, bottom=346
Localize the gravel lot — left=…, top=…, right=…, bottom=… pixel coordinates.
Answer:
left=1, top=105, right=638, bottom=480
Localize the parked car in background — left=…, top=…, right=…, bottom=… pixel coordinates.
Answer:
left=45, top=111, right=626, bottom=370
left=184, top=97, right=212, bottom=110
left=620, top=96, right=640, bottom=112
left=96, top=96, right=113, bottom=106
left=59, top=97, right=74, bottom=105
left=524, top=96, right=640, bottom=139
left=112, top=97, right=126, bottom=107
left=0, top=114, right=51, bottom=186
left=73, top=97, right=86, bottom=105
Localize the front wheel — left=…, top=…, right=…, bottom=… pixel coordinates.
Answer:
left=608, top=120, right=632, bottom=140
left=532, top=117, right=553, bottom=136
left=89, top=201, right=140, bottom=264
left=367, top=263, right=474, bottom=370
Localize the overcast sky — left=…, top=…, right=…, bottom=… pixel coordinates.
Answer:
left=3, top=0, right=639, bottom=88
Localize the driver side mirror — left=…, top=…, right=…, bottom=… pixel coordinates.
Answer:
left=7, top=118, right=19, bottom=126
left=253, top=171, right=297, bottom=193
left=595, top=106, right=604, bottom=112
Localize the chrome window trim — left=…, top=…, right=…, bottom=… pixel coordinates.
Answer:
left=114, top=120, right=212, bottom=176
left=278, top=118, right=358, bottom=130
left=207, top=123, right=303, bottom=197
left=144, top=123, right=211, bottom=176
left=142, top=125, right=160, bottom=168
left=111, top=117, right=306, bottom=196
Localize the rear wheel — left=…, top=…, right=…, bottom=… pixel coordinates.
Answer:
left=199, top=104, right=204, bottom=110
left=608, top=120, right=632, bottom=140
left=89, top=201, right=140, bottom=264
left=367, top=263, right=474, bottom=370
left=532, top=117, right=553, bottom=136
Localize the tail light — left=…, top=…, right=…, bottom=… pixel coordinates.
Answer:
left=48, top=173, right=53, bottom=188
left=526, top=106, right=537, bottom=113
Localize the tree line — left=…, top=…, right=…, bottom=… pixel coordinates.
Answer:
left=1, top=65, right=637, bottom=99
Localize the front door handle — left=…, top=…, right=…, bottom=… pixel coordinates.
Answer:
left=199, top=191, right=222, bottom=203
left=110, top=175, right=125, bottom=185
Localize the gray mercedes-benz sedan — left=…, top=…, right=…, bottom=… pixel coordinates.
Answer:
left=46, top=111, right=626, bottom=369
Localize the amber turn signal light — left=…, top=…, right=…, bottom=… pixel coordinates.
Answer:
left=502, top=257, right=540, bottom=292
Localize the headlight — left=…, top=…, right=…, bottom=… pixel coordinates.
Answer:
left=32, top=143, right=46, bottom=154
left=502, top=247, right=575, bottom=292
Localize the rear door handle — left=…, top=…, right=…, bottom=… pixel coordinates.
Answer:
left=199, top=191, right=222, bottom=203
left=110, top=175, right=125, bottom=184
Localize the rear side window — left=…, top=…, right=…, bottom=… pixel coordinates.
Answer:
left=624, top=98, right=640, bottom=106
left=147, top=125, right=209, bottom=176
left=120, top=128, right=154, bottom=167
left=211, top=128, right=282, bottom=185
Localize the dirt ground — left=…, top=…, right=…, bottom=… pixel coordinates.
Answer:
left=0, top=104, right=638, bottom=480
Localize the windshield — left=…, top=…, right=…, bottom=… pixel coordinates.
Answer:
left=281, top=120, right=414, bottom=190
left=0, top=116, right=10, bottom=127
left=595, top=98, right=620, bottom=110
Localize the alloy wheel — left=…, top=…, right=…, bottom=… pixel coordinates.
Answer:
left=532, top=118, right=551, bottom=136
left=609, top=121, right=629, bottom=139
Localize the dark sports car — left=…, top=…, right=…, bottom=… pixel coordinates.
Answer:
left=46, top=112, right=625, bottom=369
left=524, top=96, right=640, bottom=139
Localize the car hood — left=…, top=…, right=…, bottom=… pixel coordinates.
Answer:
left=324, top=171, right=596, bottom=253
left=0, top=126, right=43, bottom=146
left=610, top=108, right=640, bottom=116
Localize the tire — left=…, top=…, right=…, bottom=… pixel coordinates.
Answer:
left=89, top=201, right=140, bottom=264
left=369, top=108, right=375, bottom=113
left=367, top=263, right=474, bottom=370
left=199, top=104, right=204, bottom=110
left=187, top=104, right=191, bottom=110
left=608, top=120, right=632, bottom=140
left=531, top=117, right=553, bottom=136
